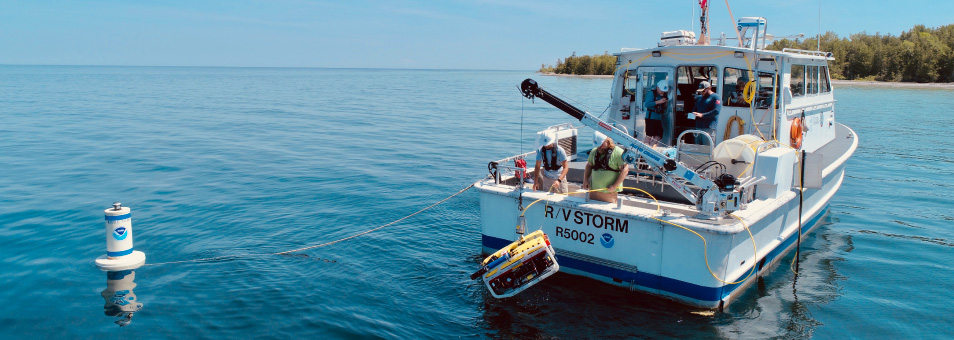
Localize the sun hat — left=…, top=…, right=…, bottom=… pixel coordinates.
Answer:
left=593, top=131, right=607, bottom=149
left=537, top=130, right=556, bottom=149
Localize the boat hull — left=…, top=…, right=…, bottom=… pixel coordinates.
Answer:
left=476, top=126, right=856, bottom=308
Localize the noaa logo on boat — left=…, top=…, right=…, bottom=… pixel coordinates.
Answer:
left=113, top=227, right=128, bottom=241
left=600, top=233, right=614, bottom=248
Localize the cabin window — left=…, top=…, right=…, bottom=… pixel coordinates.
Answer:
left=820, top=66, right=831, bottom=93
left=722, top=67, right=778, bottom=109
left=808, top=65, right=819, bottom=95
left=791, top=65, right=805, bottom=97
left=624, top=70, right=638, bottom=95
left=676, top=66, right=718, bottom=94
left=723, top=68, right=749, bottom=107
left=755, top=71, right=779, bottom=109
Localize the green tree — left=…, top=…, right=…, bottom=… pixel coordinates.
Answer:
left=545, top=24, right=954, bottom=82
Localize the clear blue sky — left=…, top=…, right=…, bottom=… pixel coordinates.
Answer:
left=2, top=0, right=951, bottom=70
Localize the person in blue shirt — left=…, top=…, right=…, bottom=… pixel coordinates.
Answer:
left=642, top=80, right=670, bottom=146
left=692, top=80, right=722, bottom=145
left=533, top=131, right=569, bottom=193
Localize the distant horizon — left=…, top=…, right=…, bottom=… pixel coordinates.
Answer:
left=3, top=1, right=953, bottom=70
left=0, top=63, right=536, bottom=72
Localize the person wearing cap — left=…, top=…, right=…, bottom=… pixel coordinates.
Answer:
left=692, top=80, right=722, bottom=144
left=584, top=132, right=629, bottom=204
left=533, top=131, right=569, bottom=193
left=642, top=80, right=670, bottom=145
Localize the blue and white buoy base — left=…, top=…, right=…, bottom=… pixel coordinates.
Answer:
left=96, top=251, right=146, bottom=271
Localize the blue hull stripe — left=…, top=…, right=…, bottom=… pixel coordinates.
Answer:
left=482, top=205, right=829, bottom=302
left=105, top=213, right=131, bottom=221
left=106, top=248, right=134, bottom=257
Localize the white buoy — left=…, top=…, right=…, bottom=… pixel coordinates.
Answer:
left=95, top=202, right=146, bottom=271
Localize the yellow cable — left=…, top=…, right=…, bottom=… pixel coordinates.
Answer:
left=742, top=81, right=756, bottom=104
left=519, top=185, right=758, bottom=285
left=615, top=55, right=652, bottom=88
left=740, top=55, right=770, bottom=142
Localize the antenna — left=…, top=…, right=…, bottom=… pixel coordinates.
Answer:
left=817, top=0, right=821, bottom=51
left=691, top=0, right=695, bottom=32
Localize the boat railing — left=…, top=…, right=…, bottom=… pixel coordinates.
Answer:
left=781, top=48, right=833, bottom=58
left=676, top=130, right=716, bottom=173
left=488, top=151, right=537, bottom=184
left=784, top=100, right=836, bottom=116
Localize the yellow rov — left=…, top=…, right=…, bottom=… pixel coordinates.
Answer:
left=470, top=230, right=560, bottom=298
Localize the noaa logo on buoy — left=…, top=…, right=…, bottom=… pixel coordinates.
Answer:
left=600, top=233, right=614, bottom=248
left=113, top=227, right=128, bottom=241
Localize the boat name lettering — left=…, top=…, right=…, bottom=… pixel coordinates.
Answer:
left=545, top=206, right=629, bottom=233
left=554, top=226, right=595, bottom=244
left=630, top=143, right=659, bottom=162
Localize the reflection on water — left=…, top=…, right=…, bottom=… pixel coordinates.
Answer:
left=721, top=212, right=852, bottom=338
left=479, top=274, right=724, bottom=339
left=101, top=269, right=143, bottom=327
left=478, top=213, right=851, bottom=339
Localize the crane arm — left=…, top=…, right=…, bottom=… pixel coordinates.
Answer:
left=519, top=78, right=740, bottom=217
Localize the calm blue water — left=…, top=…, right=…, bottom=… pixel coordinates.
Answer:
left=1, top=66, right=952, bottom=339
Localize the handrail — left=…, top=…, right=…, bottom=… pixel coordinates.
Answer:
left=492, top=151, right=537, bottom=168
left=783, top=100, right=836, bottom=113
left=781, top=48, right=832, bottom=58
left=677, top=130, right=715, bottom=147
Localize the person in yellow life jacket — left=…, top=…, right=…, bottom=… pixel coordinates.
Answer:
left=533, top=130, right=569, bottom=193
left=583, top=132, right=629, bottom=203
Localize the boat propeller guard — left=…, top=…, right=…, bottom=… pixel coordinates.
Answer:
left=470, top=230, right=560, bottom=298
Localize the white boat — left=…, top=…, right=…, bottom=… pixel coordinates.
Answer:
left=474, top=16, right=857, bottom=308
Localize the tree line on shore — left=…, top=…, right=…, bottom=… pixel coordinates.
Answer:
left=538, top=52, right=617, bottom=76
left=539, top=24, right=954, bottom=83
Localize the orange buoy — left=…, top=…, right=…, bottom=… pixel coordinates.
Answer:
left=790, top=117, right=803, bottom=149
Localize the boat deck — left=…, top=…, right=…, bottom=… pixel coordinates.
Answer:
left=499, top=123, right=855, bottom=211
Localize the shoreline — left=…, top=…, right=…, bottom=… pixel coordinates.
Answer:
left=830, top=79, right=954, bottom=89
left=540, top=72, right=954, bottom=89
left=540, top=72, right=612, bottom=79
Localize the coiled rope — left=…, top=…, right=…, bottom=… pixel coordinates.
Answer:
left=144, top=180, right=482, bottom=267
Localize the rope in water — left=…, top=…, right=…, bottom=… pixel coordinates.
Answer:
left=144, top=180, right=481, bottom=267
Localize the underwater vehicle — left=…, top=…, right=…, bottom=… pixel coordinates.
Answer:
left=470, top=230, right=560, bottom=298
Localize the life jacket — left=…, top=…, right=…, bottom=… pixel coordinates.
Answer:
left=514, top=158, right=529, bottom=179
left=540, top=147, right=561, bottom=171
left=592, top=148, right=618, bottom=172
left=647, top=92, right=666, bottom=120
